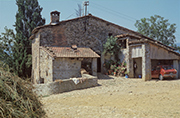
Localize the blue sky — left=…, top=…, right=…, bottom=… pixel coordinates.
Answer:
left=0, top=0, right=180, bottom=43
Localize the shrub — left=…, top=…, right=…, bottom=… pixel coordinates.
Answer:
left=103, top=36, right=121, bottom=61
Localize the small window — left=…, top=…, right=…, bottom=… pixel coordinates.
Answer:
left=46, top=71, right=48, bottom=76
left=40, top=78, right=44, bottom=84
left=118, top=39, right=127, bottom=49
left=108, top=33, right=113, bottom=37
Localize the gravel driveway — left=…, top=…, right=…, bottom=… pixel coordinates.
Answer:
left=41, top=75, right=180, bottom=118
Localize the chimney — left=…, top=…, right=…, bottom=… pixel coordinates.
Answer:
left=71, top=45, right=77, bottom=50
left=50, top=11, right=60, bottom=24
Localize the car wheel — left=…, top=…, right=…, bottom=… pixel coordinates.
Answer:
left=159, top=74, right=163, bottom=80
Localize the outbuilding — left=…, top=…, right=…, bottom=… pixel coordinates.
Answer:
left=116, top=34, right=180, bottom=81
left=32, top=44, right=100, bottom=84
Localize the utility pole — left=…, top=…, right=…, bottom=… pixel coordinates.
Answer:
left=83, top=0, right=89, bottom=16
left=82, top=1, right=84, bottom=16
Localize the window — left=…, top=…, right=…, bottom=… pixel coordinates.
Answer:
left=40, top=78, right=44, bottom=84
left=46, top=71, right=48, bottom=76
left=118, top=39, right=127, bottom=49
left=108, top=33, right=113, bottom=37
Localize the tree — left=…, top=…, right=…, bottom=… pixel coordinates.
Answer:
left=0, top=27, right=16, bottom=72
left=75, top=4, right=82, bottom=17
left=13, top=0, right=45, bottom=77
left=103, top=36, right=121, bottom=61
left=135, top=15, right=176, bottom=47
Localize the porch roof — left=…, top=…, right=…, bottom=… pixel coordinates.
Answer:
left=40, top=46, right=100, bottom=58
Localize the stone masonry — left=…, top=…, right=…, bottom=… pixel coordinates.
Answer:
left=31, top=11, right=180, bottom=82
left=53, top=58, right=81, bottom=80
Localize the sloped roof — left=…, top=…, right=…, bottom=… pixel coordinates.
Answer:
left=116, top=34, right=141, bottom=39
left=40, top=46, right=100, bottom=58
left=116, top=33, right=175, bottom=50
left=128, top=39, right=180, bottom=57
left=30, top=13, right=175, bottom=51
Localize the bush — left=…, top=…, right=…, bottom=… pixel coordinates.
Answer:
left=0, top=68, right=45, bottom=118
left=103, top=36, right=121, bottom=61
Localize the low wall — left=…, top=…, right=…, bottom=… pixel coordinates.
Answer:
left=33, top=74, right=98, bottom=96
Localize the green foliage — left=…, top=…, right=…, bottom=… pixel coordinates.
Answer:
left=0, top=68, right=45, bottom=118
left=103, top=36, right=121, bottom=61
left=0, top=27, right=16, bottom=73
left=13, top=0, right=45, bottom=77
left=125, top=71, right=129, bottom=75
left=135, top=15, right=176, bottom=47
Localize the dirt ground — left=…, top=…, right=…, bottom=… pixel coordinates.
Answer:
left=41, top=75, right=180, bottom=118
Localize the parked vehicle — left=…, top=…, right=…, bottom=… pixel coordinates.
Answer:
left=151, top=65, right=177, bottom=80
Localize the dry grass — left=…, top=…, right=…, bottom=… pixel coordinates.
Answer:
left=0, top=68, right=45, bottom=118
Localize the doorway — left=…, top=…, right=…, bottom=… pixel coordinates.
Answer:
left=97, top=57, right=101, bottom=72
left=133, top=57, right=142, bottom=78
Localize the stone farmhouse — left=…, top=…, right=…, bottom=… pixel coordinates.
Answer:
left=30, top=11, right=180, bottom=84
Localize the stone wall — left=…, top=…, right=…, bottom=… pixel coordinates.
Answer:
left=128, top=43, right=151, bottom=80
left=38, top=16, right=129, bottom=52
left=91, top=58, right=97, bottom=76
left=39, top=49, right=53, bottom=83
left=142, top=43, right=151, bottom=81
left=118, top=49, right=127, bottom=63
left=53, top=58, right=81, bottom=80
left=127, top=45, right=134, bottom=78
left=173, top=60, right=179, bottom=79
left=38, top=16, right=132, bottom=73
left=33, top=75, right=98, bottom=96
left=32, top=33, right=40, bottom=84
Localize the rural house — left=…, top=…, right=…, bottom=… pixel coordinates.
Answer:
left=30, top=11, right=180, bottom=83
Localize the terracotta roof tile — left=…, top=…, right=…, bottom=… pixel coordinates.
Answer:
left=40, top=46, right=100, bottom=58
left=116, top=34, right=141, bottom=39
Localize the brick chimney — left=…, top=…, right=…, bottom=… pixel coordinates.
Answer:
left=50, top=11, right=60, bottom=24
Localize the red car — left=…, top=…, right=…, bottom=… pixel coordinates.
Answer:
left=151, top=65, right=177, bottom=80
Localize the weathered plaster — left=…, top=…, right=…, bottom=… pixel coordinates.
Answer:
left=92, top=58, right=97, bottom=76
left=32, top=33, right=40, bottom=84
left=173, top=60, right=179, bottom=79
left=53, top=58, right=81, bottom=80
left=142, top=43, right=151, bottom=81
left=33, top=75, right=98, bottom=96
left=39, top=49, right=53, bottom=83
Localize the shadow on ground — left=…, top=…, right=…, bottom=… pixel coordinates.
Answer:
left=97, top=73, right=114, bottom=80
left=150, top=78, right=179, bottom=82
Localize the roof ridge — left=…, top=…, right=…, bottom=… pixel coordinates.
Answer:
left=40, top=46, right=100, bottom=58
left=30, top=14, right=175, bottom=51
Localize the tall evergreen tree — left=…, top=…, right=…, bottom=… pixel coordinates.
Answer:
left=14, top=0, right=45, bottom=77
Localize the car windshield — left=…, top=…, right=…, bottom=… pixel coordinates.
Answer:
left=162, top=66, right=173, bottom=70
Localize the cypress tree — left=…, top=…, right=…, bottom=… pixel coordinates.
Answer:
left=14, top=0, right=45, bottom=77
